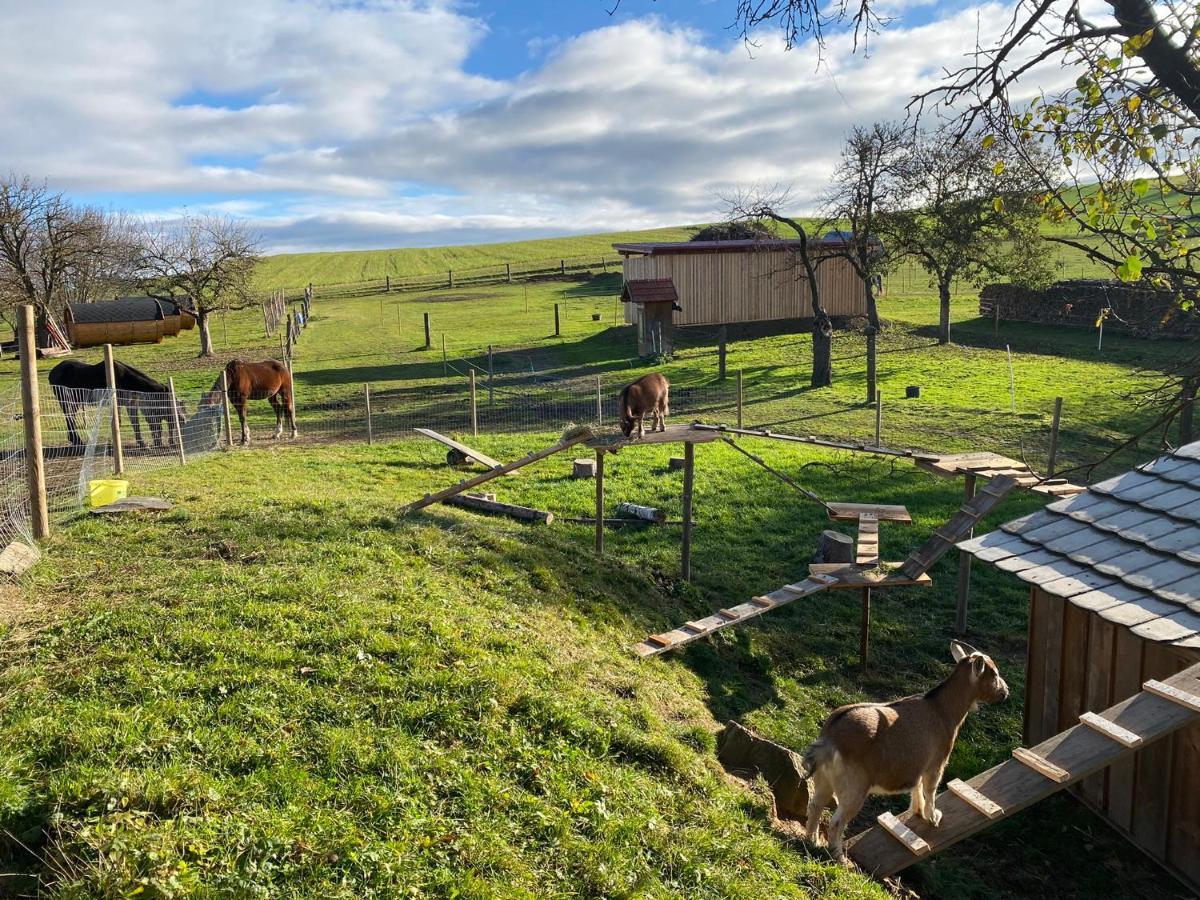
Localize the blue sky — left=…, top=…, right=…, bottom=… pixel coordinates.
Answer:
left=0, top=0, right=1051, bottom=253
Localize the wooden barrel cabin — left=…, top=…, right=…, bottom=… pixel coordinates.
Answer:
left=65, top=297, right=195, bottom=348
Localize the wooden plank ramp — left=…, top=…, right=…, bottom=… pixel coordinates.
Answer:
left=414, top=428, right=506, bottom=470
left=847, top=662, right=1200, bottom=878
left=916, top=452, right=1085, bottom=497
left=899, top=475, right=1021, bottom=580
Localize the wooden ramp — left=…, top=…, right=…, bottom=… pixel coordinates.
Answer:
left=848, top=662, right=1200, bottom=877
left=414, top=428, right=506, bottom=470
left=898, top=475, right=1021, bottom=580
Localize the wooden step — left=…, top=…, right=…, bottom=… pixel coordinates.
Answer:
left=1012, top=747, right=1070, bottom=783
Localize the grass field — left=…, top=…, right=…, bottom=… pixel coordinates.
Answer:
left=0, top=227, right=1194, bottom=897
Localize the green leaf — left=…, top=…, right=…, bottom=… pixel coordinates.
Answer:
left=992, top=197, right=1005, bottom=213
left=993, top=161, right=1006, bottom=175
left=1131, top=178, right=1150, bottom=197
left=1116, top=254, right=1143, bottom=281
left=981, top=134, right=996, bottom=150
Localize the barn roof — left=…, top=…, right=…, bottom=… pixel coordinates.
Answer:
left=621, top=278, right=679, bottom=304
left=959, top=441, right=1200, bottom=653
left=68, top=298, right=167, bottom=324
left=612, top=238, right=847, bottom=256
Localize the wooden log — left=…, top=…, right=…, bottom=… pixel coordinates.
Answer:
left=572, top=458, right=596, bottom=479
left=814, top=529, right=854, bottom=564
left=616, top=502, right=665, bottom=523
left=103, top=344, right=125, bottom=476
left=17, top=306, right=48, bottom=540
left=444, top=493, right=553, bottom=523
left=668, top=456, right=686, bottom=471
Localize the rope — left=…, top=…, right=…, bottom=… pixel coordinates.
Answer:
left=720, top=435, right=830, bottom=511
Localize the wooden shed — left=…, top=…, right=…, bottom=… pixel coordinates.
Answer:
left=958, top=442, right=1200, bottom=890
left=621, top=278, right=681, bottom=357
left=65, top=297, right=196, bottom=349
left=613, top=238, right=866, bottom=327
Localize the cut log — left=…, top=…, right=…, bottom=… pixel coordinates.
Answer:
left=616, top=502, right=666, bottom=523
left=814, top=529, right=854, bottom=564
left=572, top=458, right=596, bottom=479
left=444, top=493, right=553, bottom=523
left=668, top=456, right=686, bottom=471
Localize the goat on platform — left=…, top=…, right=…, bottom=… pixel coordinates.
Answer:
left=618, top=373, right=669, bottom=439
left=801, top=640, right=1009, bottom=859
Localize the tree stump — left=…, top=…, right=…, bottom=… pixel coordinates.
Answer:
left=572, top=458, right=596, bottom=479
left=814, top=529, right=854, bottom=564
left=668, top=456, right=686, bottom=471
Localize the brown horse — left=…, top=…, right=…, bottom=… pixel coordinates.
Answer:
left=203, top=359, right=297, bottom=445
left=618, top=373, right=669, bottom=438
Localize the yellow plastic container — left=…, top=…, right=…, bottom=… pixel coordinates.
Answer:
left=88, top=479, right=128, bottom=508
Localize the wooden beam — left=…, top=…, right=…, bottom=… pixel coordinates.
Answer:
left=595, top=449, right=604, bottom=557
left=17, top=306, right=48, bottom=540
left=826, top=502, right=912, bottom=524
left=681, top=441, right=694, bottom=582
left=414, top=428, right=505, bottom=470
left=955, top=472, right=976, bottom=636
left=444, top=493, right=553, bottom=523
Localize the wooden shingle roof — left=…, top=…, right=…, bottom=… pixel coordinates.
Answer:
left=959, top=441, right=1200, bottom=653
left=621, top=279, right=679, bottom=304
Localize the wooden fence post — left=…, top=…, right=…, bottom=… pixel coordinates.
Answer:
left=470, top=370, right=478, bottom=437
left=1048, top=397, right=1063, bottom=476
left=595, top=450, right=605, bottom=558
left=424, top=312, right=431, bottom=349
left=736, top=370, right=743, bottom=429
left=448, top=269, right=454, bottom=289
left=168, top=377, right=186, bottom=466
left=560, top=258, right=566, bottom=276
left=554, top=304, right=560, bottom=337
left=286, top=313, right=294, bottom=360
left=18, top=305, right=49, bottom=539
left=103, top=344, right=124, bottom=476
left=875, top=390, right=882, bottom=447
left=385, top=275, right=391, bottom=293
left=860, top=588, right=872, bottom=670
left=505, top=262, right=512, bottom=283
left=718, top=326, right=727, bottom=380
left=221, top=371, right=234, bottom=449
left=365, top=383, right=373, bottom=445
left=681, top=441, right=695, bottom=582
left=487, top=345, right=494, bottom=406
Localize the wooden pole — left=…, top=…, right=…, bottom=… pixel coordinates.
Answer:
left=595, top=449, right=605, bottom=557
left=1047, top=397, right=1063, bottom=476
left=1006, top=344, right=1015, bottom=412
left=168, top=377, right=186, bottom=466
left=954, top=472, right=977, bottom=636
left=365, top=383, right=374, bottom=445
left=736, top=370, right=743, bottom=429
left=681, top=441, right=695, bottom=582
left=103, top=343, right=124, bottom=476
left=874, top=389, right=882, bottom=447
left=424, top=312, right=431, bottom=349
left=286, top=313, right=294, bottom=360
left=17, top=306, right=49, bottom=539
left=993, top=301, right=1000, bottom=333
left=487, top=345, right=494, bottom=406
left=560, top=258, right=566, bottom=276
left=220, top=371, right=234, bottom=449
left=469, top=370, right=478, bottom=437
left=596, top=375, right=603, bottom=425
left=859, top=587, right=871, bottom=670
left=385, top=274, right=391, bottom=293
left=718, top=326, right=727, bottom=380
left=505, top=262, right=512, bottom=283
left=442, top=334, right=447, bottom=376
left=554, top=303, right=560, bottom=337
left=448, top=269, right=454, bottom=289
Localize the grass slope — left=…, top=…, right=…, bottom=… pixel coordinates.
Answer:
left=0, top=438, right=1182, bottom=897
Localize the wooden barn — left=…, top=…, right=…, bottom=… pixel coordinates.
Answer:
left=958, top=442, right=1200, bottom=889
left=65, top=297, right=196, bottom=349
left=613, top=238, right=867, bottom=330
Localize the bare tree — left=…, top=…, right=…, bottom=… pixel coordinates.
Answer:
left=0, top=174, right=138, bottom=344
left=138, top=215, right=262, bottom=357
left=884, top=128, right=1053, bottom=345
left=823, top=122, right=908, bottom=402
left=724, top=187, right=835, bottom=387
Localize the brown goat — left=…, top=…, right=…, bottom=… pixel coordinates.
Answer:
left=801, top=640, right=1009, bottom=858
left=618, top=373, right=669, bottom=438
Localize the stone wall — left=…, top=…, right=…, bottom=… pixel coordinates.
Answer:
left=979, top=280, right=1200, bottom=338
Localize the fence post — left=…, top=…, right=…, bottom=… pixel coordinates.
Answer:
left=554, top=304, right=560, bottom=337
left=1047, top=397, right=1063, bottom=476
left=221, top=371, right=234, bottom=449
left=718, top=326, right=727, bottom=380
left=385, top=275, right=391, bottom=293
left=442, top=334, right=447, bottom=376
left=262, top=302, right=270, bottom=336
left=736, top=370, right=743, bottom=429
left=424, top=312, right=431, bottom=349
left=874, top=390, right=882, bottom=447
left=487, top=345, right=494, bottom=406
left=168, top=377, right=187, bottom=466
left=286, top=313, right=294, bottom=360
left=103, top=343, right=125, bottom=476
left=601, top=257, right=607, bottom=273
left=365, top=383, right=374, bottom=445
left=560, top=259, right=566, bottom=276
left=470, top=369, right=478, bottom=437
left=448, top=269, right=454, bottom=289
left=18, top=305, right=49, bottom=540
left=955, top=473, right=977, bottom=635
left=505, top=262, right=512, bottom=284
left=596, top=375, right=603, bottom=426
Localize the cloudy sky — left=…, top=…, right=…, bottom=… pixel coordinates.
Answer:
left=0, top=0, right=1058, bottom=253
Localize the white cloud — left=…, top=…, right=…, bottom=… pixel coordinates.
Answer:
left=0, top=2, right=1077, bottom=251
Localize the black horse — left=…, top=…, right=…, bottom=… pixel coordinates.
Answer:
left=48, top=359, right=186, bottom=449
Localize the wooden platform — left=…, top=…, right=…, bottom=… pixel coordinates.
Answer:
left=586, top=423, right=725, bottom=452
left=917, top=452, right=1085, bottom=497
left=847, top=662, right=1200, bottom=877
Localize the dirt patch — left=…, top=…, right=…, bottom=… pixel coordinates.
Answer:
left=420, top=292, right=502, bottom=304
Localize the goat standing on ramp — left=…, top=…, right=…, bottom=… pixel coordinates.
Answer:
left=801, top=640, right=1009, bottom=859
left=618, top=373, right=669, bottom=439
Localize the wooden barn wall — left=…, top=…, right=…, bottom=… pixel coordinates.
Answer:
left=621, top=251, right=866, bottom=326
left=1025, top=585, right=1200, bottom=889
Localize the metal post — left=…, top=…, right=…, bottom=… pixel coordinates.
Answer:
left=220, top=371, right=234, bottom=449
left=955, top=472, right=977, bottom=635
left=718, top=326, right=727, bottom=380
left=596, top=375, right=603, bottom=426
left=736, top=370, right=743, bottom=429
left=103, top=344, right=124, bottom=476
left=365, top=383, right=374, bottom=445
left=1048, top=397, right=1063, bottom=476
left=859, top=588, right=871, bottom=670
left=681, top=441, right=695, bottom=582
left=17, top=306, right=49, bottom=539
left=424, top=312, right=431, bottom=349
left=874, top=390, right=882, bottom=447
left=168, top=377, right=186, bottom=466
left=469, top=370, right=478, bottom=437
left=595, top=449, right=605, bottom=557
